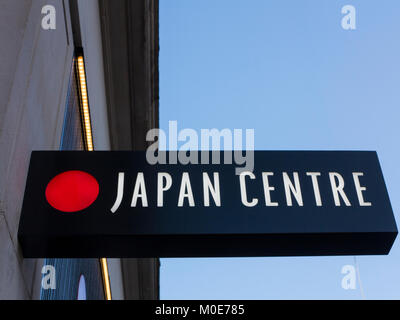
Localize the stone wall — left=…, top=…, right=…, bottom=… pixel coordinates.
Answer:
left=0, top=0, right=73, bottom=299
left=0, top=0, right=123, bottom=299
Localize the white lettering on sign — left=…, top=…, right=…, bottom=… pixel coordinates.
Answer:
left=262, top=172, right=278, bottom=207
left=353, top=172, right=372, bottom=206
left=158, top=173, right=172, bottom=207
left=329, top=172, right=351, bottom=206
left=131, top=172, right=148, bottom=207
left=203, top=172, right=221, bottom=207
left=283, top=172, right=303, bottom=207
left=110, top=171, right=372, bottom=213
left=110, top=172, right=124, bottom=213
left=178, top=172, right=195, bottom=207
left=239, top=171, right=258, bottom=207
left=306, top=172, right=322, bottom=206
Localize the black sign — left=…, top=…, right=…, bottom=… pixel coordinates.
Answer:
left=18, top=151, right=397, bottom=258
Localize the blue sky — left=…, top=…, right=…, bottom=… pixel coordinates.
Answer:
left=159, top=0, right=400, bottom=299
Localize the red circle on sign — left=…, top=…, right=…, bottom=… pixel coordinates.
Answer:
left=45, top=171, right=99, bottom=212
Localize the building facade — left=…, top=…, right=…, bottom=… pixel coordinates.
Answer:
left=0, top=0, right=159, bottom=299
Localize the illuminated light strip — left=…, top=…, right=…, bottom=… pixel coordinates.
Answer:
left=77, top=56, right=94, bottom=151
left=101, top=257, right=112, bottom=300
left=76, top=55, right=112, bottom=300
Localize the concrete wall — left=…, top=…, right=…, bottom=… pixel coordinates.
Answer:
left=77, top=0, right=110, bottom=151
left=0, top=0, right=122, bottom=299
left=0, top=0, right=73, bottom=299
